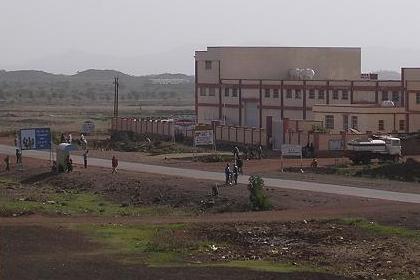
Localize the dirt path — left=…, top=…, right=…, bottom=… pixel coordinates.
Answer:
left=2, top=144, right=420, bottom=204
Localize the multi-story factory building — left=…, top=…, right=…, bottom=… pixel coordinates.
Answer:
left=195, top=47, right=420, bottom=134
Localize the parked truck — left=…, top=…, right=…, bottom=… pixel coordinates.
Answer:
left=346, top=135, right=401, bottom=164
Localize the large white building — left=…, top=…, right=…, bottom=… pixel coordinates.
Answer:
left=195, top=47, right=420, bottom=134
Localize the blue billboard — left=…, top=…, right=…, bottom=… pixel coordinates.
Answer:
left=20, top=128, right=51, bottom=150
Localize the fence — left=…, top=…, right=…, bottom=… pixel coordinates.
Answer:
left=111, top=117, right=268, bottom=147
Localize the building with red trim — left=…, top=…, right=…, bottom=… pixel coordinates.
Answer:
left=195, top=47, right=420, bottom=134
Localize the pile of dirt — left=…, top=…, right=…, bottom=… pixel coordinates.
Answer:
left=192, top=221, right=420, bottom=279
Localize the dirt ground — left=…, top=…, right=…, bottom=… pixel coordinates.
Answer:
left=193, top=221, right=420, bottom=279
left=2, top=159, right=419, bottom=224
left=1, top=161, right=420, bottom=279
left=0, top=225, right=350, bottom=280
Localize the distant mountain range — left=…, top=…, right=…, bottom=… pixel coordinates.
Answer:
left=0, top=69, right=194, bottom=105
left=0, top=69, right=193, bottom=82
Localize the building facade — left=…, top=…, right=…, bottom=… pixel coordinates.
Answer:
left=195, top=47, right=420, bottom=134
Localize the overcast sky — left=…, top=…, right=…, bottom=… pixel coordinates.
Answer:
left=1, top=0, right=420, bottom=75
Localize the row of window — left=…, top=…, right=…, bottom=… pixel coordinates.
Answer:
left=200, top=87, right=408, bottom=103
left=325, top=115, right=406, bottom=131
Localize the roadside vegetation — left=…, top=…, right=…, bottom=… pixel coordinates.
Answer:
left=0, top=177, right=187, bottom=217
left=285, top=157, right=420, bottom=183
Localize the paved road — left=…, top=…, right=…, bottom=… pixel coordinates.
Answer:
left=2, top=144, right=420, bottom=204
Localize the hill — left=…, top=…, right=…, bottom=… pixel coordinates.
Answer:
left=0, top=69, right=194, bottom=106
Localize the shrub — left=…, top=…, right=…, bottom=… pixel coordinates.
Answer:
left=248, top=176, right=272, bottom=211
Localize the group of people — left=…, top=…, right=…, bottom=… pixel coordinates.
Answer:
left=60, top=133, right=73, bottom=144
left=233, top=145, right=264, bottom=161
left=60, top=133, right=87, bottom=149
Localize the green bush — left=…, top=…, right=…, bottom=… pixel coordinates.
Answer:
left=248, top=176, right=272, bottom=211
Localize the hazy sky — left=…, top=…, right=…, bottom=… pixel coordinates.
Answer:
left=1, top=0, right=420, bottom=75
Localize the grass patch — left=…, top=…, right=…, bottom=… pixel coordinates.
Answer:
left=0, top=191, right=187, bottom=217
left=77, top=224, right=194, bottom=265
left=214, top=260, right=322, bottom=273
left=339, top=218, right=420, bottom=240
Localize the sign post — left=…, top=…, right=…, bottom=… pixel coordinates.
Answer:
left=193, top=125, right=215, bottom=159
left=280, top=144, right=303, bottom=172
left=19, top=128, right=53, bottom=167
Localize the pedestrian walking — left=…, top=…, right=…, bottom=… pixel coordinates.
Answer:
left=67, top=133, right=73, bottom=144
left=83, top=150, right=88, bottom=168
left=232, top=146, right=240, bottom=160
left=15, top=148, right=22, bottom=164
left=3, top=155, right=10, bottom=171
left=112, top=156, right=118, bottom=174
left=224, top=163, right=231, bottom=185
left=257, top=145, right=263, bottom=160
left=65, top=155, right=73, bottom=172
left=233, top=164, right=239, bottom=185
left=236, top=157, right=244, bottom=174
left=60, top=133, right=66, bottom=143
left=80, top=134, right=87, bottom=150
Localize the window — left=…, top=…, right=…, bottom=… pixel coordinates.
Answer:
left=209, top=88, right=215, bottom=96
left=232, top=88, right=238, bottom=97
left=378, top=120, right=385, bottom=131
left=224, top=88, right=230, bottom=97
left=265, top=89, right=270, bottom=98
left=342, top=90, right=349, bottom=100
left=416, top=93, right=420, bottom=104
left=295, top=89, right=301, bottom=99
left=200, top=87, right=206, bottom=96
left=343, top=115, right=349, bottom=131
left=205, top=60, right=212, bottom=70
left=309, top=89, right=315, bottom=99
left=286, top=89, right=292, bottom=98
left=399, top=120, right=405, bottom=131
left=351, top=116, right=358, bottom=130
left=325, top=115, right=334, bottom=129
left=318, top=90, right=325, bottom=99
left=382, top=90, right=389, bottom=101
left=332, top=90, right=339, bottom=100
left=273, top=89, right=279, bottom=98
left=392, top=91, right=400, bottom=102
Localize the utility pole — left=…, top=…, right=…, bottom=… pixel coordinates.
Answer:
left=113, top=77, right=119, bottom=118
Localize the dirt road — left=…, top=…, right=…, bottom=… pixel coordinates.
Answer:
left=1, top=144, right=420, bottom=204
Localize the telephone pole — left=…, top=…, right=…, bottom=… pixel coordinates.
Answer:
left=113, top=77, right=119, bottom=118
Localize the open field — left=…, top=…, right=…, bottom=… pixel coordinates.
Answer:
left=1, top=157, right=420, bottom=279
left=0, top=104, right=194, bottom=134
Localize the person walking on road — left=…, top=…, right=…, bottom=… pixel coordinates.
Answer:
left=15, top=148, right=22, bottom=164
left=224, top=163, right=231, bottom=185
left=257, top=145, right=263, bottom=160
left=233, top=164, right=239, bottom=185
left=83, top=150, right=89, bottom=169
left=3, top=155, right=10, bottom=171
left=232, top=146, right=240, bottom=160
left=112, top=156, right=119, bottom=174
